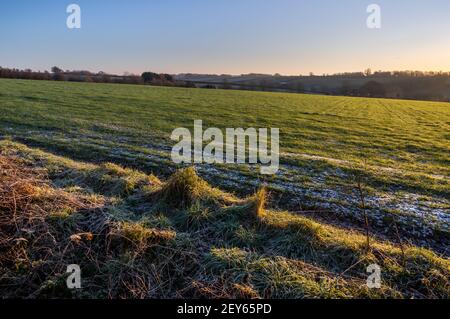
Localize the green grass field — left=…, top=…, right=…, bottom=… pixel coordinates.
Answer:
left=0, top=78, right=449, bottom=298
left=1, top=79, right=448, bottom=241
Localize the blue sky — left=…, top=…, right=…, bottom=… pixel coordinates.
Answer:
left=1, top=0, right=450, bottom=75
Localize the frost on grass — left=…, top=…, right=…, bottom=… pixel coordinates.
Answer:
left=0, top=141, right=448, bottom=299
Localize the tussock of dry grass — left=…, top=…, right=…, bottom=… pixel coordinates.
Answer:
left=250, top=187, right=268, bottom=219
left=87, top=162, right=161, bottom=196
left=156, top=167, right=236, bottom=208
left=111, top=222, right=176, bottom=245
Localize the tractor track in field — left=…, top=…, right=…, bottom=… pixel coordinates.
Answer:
left=281, top=151, right=449, bottom=181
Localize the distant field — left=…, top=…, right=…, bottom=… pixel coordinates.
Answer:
left=0, top=79, right=449, bottom=247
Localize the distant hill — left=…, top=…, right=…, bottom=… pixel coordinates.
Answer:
left=176, top=72, right=450, bottom=102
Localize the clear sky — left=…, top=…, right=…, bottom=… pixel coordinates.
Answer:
left=1, top=0, right=450, bottom=75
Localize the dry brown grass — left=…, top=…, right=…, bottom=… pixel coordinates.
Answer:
left=0, top=153, right=190, bottom=299
left=0, top=154, right=105, bottom=297
left=0, top=146, right=448, bottom=299
left=182, top=280, right=260, bottom=299
left=249, top=187, right=268, bottom=219
left=0, top=154, right=88, bottom=255
left=110, top=222, right=176, bottom=246
left=156, top=167, right=236, bottom=209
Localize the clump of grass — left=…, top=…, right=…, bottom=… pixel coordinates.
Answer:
left=94, top=163, right=161, bottom=196
left=172, top=202, right=211, bottom=230
left=245, top=187, right=268, bottom=219
left=56, top=161, right=161, bottom=197
left=48, top=207, right=76, bottom=220
left=112, top=222, right=176, bottom=245
left=233, top=226, right=263, bottom=247
left=69, top=232, right=94, bottom=244
left=157, top=167, right=233, bottom=208
left=232, top=283, right=260, bottom=299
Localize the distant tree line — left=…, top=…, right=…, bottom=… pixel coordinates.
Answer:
left=0, top=66, right=181, bottom=87
left=141, top=72, right=174, bottom=85
left=331, top=69, right=450, bottom=78
left=331, top=76, right=450, bottom=101
left=2, top=66, right=450, bottom=102
left=195, top=70, right=450, bottom=102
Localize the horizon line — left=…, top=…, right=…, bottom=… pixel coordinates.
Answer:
left=2, top=65, right=450, bottom=77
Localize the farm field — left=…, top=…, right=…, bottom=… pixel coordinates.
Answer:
left=0, top=78, right=449, bottom=298
left=0, top=79, right=449, bottom=241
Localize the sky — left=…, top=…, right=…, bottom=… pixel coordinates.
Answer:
left=1, top=0, right=450, bottom=75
